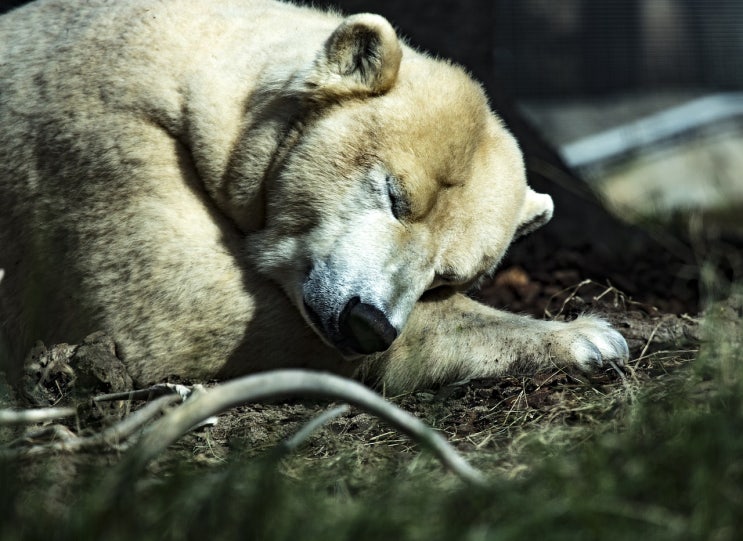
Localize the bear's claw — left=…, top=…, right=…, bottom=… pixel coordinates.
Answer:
left=560, top=316, right=630, bottom=371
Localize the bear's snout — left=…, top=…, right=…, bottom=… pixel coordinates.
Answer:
left=339, top=296, right=397, bottom=355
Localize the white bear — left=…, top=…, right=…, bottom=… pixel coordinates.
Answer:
left=0, top=0, right=628, bottom=391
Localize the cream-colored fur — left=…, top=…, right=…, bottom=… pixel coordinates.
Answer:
left=0, top=0, right=628, bottom=391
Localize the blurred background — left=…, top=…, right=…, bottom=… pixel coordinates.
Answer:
left=300, top=0, right=743, bottom=232
left=289, top=0, right=743, bottom=311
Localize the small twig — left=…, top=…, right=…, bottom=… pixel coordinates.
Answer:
left=608, top=360, right=637, bottom=405
left=593, top=281, right=628, bottom=310
left=608, top=361, right=627, bottom=383
left=593, top=280, right=625, bottom=306
left=121, top=370, right=486, bottom=486
left=638, top=321, right=663, bottom=361
left=0, top=407, right=77, bottom=425
left=2, top=394, right=181, bottom=458
left=545, top=279, right=592, bottom=318
left=634, top=348, right=698, bottom=363
left=94, top=383, right=195, bottom=402
left=95, top=394, right=183, bottom=446
left=95, top=384, right=217, bottom=429
left=593, top=284, right=617, bottom=303
left=277, top=404, right=351, bottom=455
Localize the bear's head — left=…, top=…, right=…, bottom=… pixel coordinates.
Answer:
left=247, top=14, right=553, bottom=358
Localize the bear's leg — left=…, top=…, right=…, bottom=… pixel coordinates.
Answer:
left=360, top=293, right=629, bottom=392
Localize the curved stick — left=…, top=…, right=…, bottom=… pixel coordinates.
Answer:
left=279, top=404, right=351, bottom=454
left=124, top=370, right=486, bottom=486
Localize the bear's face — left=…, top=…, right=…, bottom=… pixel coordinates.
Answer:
left=246, top=14, right=553, bottom=358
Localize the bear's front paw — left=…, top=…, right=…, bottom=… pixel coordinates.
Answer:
left=553, top=316, right=629, bottom=371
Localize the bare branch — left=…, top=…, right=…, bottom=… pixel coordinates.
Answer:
left=278, top=404, right=351, bottom=454
left=92, top=394, right=183, bottom=447
left=0, top=407, right=77, bottom=425
left=122, top=370, right=487, bottom=486
left=2, top=394, right=181, bottom=458
left=94, top=383, right=195, bottom=403
left=4, top=371, right=485, bottom=485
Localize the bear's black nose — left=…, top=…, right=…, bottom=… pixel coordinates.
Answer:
left=339, top=296, right=397, bottom=355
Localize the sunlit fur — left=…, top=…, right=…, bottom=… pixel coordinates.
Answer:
left=0, top=0, right=627, bottom=390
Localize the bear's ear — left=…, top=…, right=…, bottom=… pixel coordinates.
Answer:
left=514, top=189, right=553, bottom=238
left=307, top=14, right=402, bottom=99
